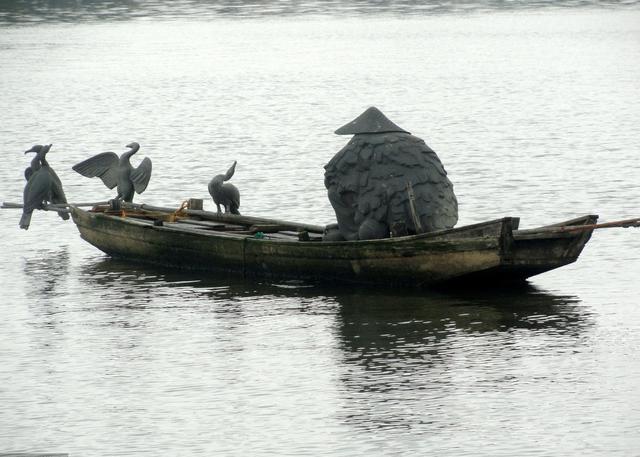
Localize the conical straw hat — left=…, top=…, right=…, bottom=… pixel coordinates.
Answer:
left=335, top=107, right=409, bottom=135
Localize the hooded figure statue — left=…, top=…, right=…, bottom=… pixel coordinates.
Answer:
left=324, top=107, right=458, bottom=241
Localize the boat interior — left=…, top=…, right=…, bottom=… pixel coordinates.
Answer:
left=88, top=204, right=325, bottom=242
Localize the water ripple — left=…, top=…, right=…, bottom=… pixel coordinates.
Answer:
left=1, top=7, right=640, bottom=456
left=1, top=0, right=639, bottom=24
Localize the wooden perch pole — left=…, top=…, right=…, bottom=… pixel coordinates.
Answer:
left=553, top=217, right=640, bottom=232
left=1, top=201, right=108, bottom=211
left=512, top=217, right=640, bottom=238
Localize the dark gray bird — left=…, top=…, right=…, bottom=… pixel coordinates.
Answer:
left=20, top=144, right=69, bottom=230
left=209, top=161, right=240, bottom=214
left=72, top=142, right=152, bottom=202
left=24, top=144, right=43, bottom=181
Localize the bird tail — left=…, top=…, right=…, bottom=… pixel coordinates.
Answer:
left=52, top=196, right=70, bottom=221
left=223, top=161, right=237, bottom=181
left=19, top=211, right=32, bottom=230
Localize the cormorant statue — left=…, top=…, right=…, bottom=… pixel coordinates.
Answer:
left=72, top=142, right=152, bottom=202
left=209, top=161, right=240, bottom=214
left=20, top=144, right=69, bottom=230
left=324, top=107, right=458, bottom=241
left=24, top=145, right=42, bottom=181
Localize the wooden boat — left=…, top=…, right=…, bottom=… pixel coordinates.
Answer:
left=69, top=202, right=598, bottom=287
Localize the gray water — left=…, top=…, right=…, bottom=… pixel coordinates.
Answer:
left=1, top=1, right=640, bottom=456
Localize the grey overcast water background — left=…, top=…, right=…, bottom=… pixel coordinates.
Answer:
left=1, top=1, right=640, bottom=456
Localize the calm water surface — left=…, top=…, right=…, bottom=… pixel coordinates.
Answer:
left=1, top=2, right=639, bottom=456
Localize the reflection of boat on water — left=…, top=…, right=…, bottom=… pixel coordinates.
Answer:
left=81, top=257, right=592, bottom=338
left=79, top=258, right=319, bottom=302
left=335, top=285, right=592, bottom=352
left=70, top=203, right=598, bottom=288
left=331, top=286, right=595, bottom=431
left=77, top=257, right=334, bottom=316
left=79, top=258, right=594, bottom=433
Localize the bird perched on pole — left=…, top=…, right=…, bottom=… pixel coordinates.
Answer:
left=24, top=145, right=42, bottom=182
left=209, top=161, right=240, bottom=214
left=20, top=144, right=69, bottom=230
left=72, top=142, right=152, bottom=202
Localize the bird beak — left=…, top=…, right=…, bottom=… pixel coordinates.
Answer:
left=24, top=148, right=37, bottom=155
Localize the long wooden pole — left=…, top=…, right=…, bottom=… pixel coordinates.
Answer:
left=2, top=201, right=107, bottom=209
left=553, top=217, right=640, bottom=232
left=4, top=200, right=638, bottom=234
left=513, top=217, right=640, bottom=237
left=130, top=203, right=327, bottom=234
left=2, top=200, right=327, bottom=232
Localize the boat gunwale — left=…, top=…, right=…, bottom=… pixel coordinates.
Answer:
left=73, top=205, right=598, bottom=246
left=72, top=205, right=523, bottom=246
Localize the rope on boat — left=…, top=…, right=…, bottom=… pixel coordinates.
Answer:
left=169, top=200, right=190, bottom=222
left=114, top=199, right=191, bottom=222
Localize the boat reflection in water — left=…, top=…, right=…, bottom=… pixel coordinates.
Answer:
left=78, top=257, right=592, bottom=331
left=77, top=258, right=594, bottom=434
left=333, top=286, right=594, bottom=432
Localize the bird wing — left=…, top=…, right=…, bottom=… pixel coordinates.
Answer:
left=23, top=169, right=51, bottom=212
left=130, top=157, right=152, bottom=194
left=46, top=166, right=63, bottom=189
left=230, top=185, right=240, bottom=208
left=46, top=167, right=68, bottom=205
left=72, top=152, right=119, bottom=189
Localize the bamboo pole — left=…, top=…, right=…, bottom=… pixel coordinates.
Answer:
left=2, top=200, right=327, bottom=233
left=1, top=201, right=107, bottom=209
left=8, top=198, right=635, bottom=235
left=128, top=203, right=327, bottom=233
left=555, top=217, right=640, bottom=232
left=513, top=217, right=640, bottom=237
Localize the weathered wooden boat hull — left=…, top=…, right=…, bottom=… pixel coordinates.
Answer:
left=70, top=206, right=597, bottom=287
